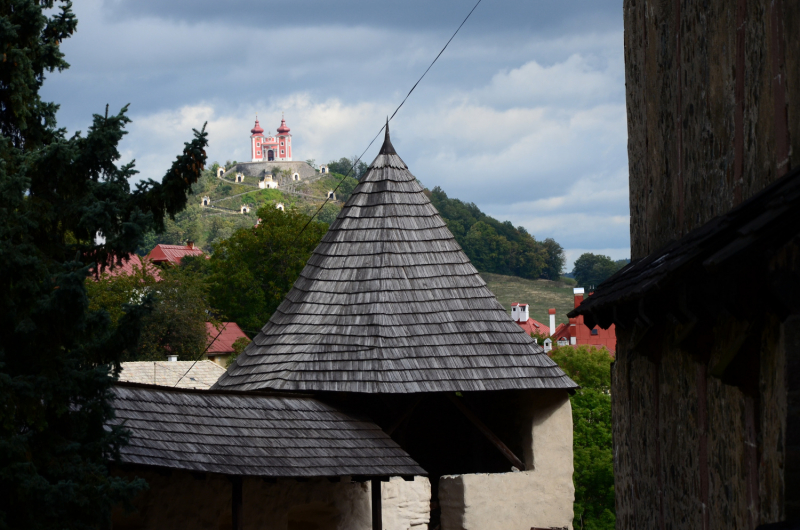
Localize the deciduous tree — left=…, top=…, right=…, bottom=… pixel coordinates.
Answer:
left=571, top=253, right=621, bottom=289
left=86, top=262, right=215, bottom=362
left=190, top=205, right=328, bottom=333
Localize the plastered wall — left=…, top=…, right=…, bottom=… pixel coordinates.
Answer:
left=438, top=390, right=574, bottom=530
left=112, top=469, right=430, bottom=530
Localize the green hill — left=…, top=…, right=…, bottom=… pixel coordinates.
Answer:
left=481, top=272, right=576, bottom=327
left=138, top=164, right=357, bottom=253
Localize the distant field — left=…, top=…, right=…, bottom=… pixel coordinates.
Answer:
left=480, top=272, right=576, bottom=327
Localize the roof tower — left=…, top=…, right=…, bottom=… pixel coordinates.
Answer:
left=277, top=114, right=290, bottom=134
left=215, top=127, right=577, bottom=393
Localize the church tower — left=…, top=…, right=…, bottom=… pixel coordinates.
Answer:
left=276, top=115, right=292, bottom=161
left=250, top=118, right=265, bottom=162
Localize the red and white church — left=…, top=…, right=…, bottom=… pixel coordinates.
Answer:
left=250, top=116, right=292, bottom=162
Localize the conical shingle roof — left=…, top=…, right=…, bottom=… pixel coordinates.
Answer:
left=215, top=127, right=577, bottom=393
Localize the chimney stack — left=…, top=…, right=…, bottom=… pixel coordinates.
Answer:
left=167, top=355, right=178, bottom=362
left=511, top=303, right=529, bottom=322
left=569, top=317, right=577, bottom=345
left=548, top=308, right=556, bottom=336
left=573, top=287, right=585, bottom=308
left=187, top=241, right=195, bottom=249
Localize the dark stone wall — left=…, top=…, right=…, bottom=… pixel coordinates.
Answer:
left=612, top=306, right=791, bottom=528
left=625, top=0, right=799, bottom=260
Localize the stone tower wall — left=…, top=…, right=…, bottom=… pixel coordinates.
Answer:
left=625, top=0, right=799, bottom=259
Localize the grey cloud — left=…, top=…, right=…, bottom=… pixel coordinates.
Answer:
left=41, top=0, right=630, bottom=253
left=104, top=0, right=622, bottom=35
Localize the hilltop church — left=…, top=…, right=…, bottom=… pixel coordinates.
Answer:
left=250, top=115, right=292, bottom=162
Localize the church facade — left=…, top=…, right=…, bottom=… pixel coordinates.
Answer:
left=250, top=116, right=292, bottom=162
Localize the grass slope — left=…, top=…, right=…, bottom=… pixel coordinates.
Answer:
left=481, top=272, right=576, bottom=327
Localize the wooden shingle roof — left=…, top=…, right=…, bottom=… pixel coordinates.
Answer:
left=215, top=127, right=577, bottom=393
left=110, top=383, right=425, bottom=478
left=568, top=164, right=800, bottom=329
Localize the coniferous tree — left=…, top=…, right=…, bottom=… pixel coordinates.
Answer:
left=0, top=2, right=208, bottom=527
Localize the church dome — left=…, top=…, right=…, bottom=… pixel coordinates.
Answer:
left=277, top=117, right=290, bottom=134
left=251, top=119, right=264, bottom=135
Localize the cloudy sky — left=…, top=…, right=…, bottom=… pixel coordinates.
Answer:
left=43, top=0, right=630, bottom=269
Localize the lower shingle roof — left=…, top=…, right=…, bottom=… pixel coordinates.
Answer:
left=109, top=383, right=425, bottom=478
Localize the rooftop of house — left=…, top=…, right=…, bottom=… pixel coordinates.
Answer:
left=118, top=361, right=225, bottom=389
left=146, top=243, right=205, bottom=264
left=95, top=254, right=161, bottom=281
left=215, top=125, right=577, bottom=394
left=109, top=383, right=425, bottom=478
left=516, top=318, right=550, bottom=336
left=206, top=322, right=249, bottom=354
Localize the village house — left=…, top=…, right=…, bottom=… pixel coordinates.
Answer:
left=214, top=125, right=578, bottom=530
left=205, top=321, right=250, bottom=366
left=146, top=242, right=205, bottom=265
left=552, top=288, right=616, bottom=353
left=510, top=302, right=550, bottom=336
left=569, top=1, right=800, bottom=527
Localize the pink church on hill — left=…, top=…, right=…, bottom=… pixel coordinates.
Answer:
left=250, top=115, right=292, bottom=162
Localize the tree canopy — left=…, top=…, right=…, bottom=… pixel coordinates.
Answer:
left=550, top=346, right=615, bottom=530
left=184, top=204, right=329, bottom=334
left=86, top=262, right=215, bottom=362
left=427, top=186, right=565, bottom=280
left=0, top=1, right=208, bottom=527
left=327, top=156, right=368, bottom=180
left=571, top=253, right=624, bottom=289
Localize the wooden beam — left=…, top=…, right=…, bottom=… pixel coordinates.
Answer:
left=446, top=394, right=525, bottom=471
left=386, top=395, right=424, bottom=435
left=371, top=478, right=382, bottom=530
left=231, top=476, right=243, bottom=530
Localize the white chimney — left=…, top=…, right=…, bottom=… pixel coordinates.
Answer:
left=519, top=304, right=529, bottom=322
left=548, top=308, right=556, bottom=336
left=167, top=355, right=178, bottom=362
left=511, top=303, right=519, bottom=322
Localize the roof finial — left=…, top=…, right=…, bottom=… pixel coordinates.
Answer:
left=379, top=117, right=396, bottom=155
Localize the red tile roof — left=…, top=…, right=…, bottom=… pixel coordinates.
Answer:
left=97, top=254, right=161, bottom=281
left=515, top=318, right=550, bottom=336
left=206, top=322, right=250, bottom=355
left=147, top=243, right=205, bottom=264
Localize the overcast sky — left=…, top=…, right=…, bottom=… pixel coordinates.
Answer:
left=43, top=0, right=630, bottom=270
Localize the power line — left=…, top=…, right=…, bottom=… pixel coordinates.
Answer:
left=173, top=323, right=227, bottom=387
left=293, top=0, right=484, bottom=238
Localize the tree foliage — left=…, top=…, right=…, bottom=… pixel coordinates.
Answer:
left=187, top=205, right=329, bottom=334
left=571, top=253, right=623, bottom=289
left=328, top=156, right=368, bottom=180
left=0, top=2, right=208, bottom=527
left=550, top=346, right=615, bottom=530
left=86, top=263, right=215, bottom=362
left=427, top=186, right=565, bottom=280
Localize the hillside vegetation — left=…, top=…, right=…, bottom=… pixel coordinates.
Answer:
left=140, top=163, right=569, bottom=288
left=139, top=163, right=357, bottom=253
left=428, top=187, right=565, bottom=280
